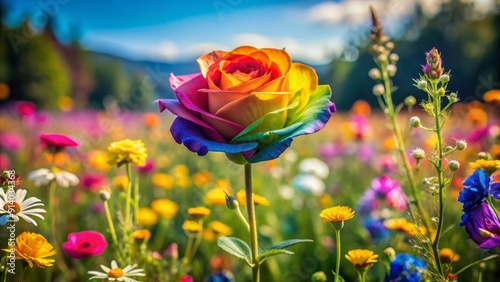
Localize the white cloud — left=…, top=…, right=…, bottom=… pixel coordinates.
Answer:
left=156, top=41, right=179, bottom=61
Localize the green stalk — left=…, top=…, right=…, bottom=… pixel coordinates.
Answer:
left=334, top=229, right=341, bottom=282
left=134, top=176, right=140, bottom=226
left=124, top=162, right=133, bottom=236
left=245, top=164, right=260, bottom=282
left=48, top=180, right=70, bottom=280
left=234, top=206, right=250, bottom=231
left=379, top=63, right=430, bottom=233
left=430, top=82, right=444, bottom=276
left=104, top=200, right=119, bottom=247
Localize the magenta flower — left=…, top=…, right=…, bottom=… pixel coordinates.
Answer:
left=40, top=133, right=79, bottom=152
left=81, top=174, right=107, bottom=193
left=136, top=159, right=155, bottom=175
left=0, top=133, right=24, bottom=151
left=371, top=176, right=400, bottom=197
left=461, top=202, right=500, bottom=249
left=15, top=101, right=36, bottom=117
left=62, top=230, right=108, bottom=259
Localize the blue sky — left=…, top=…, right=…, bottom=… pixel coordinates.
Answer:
left=4, top=0, right=494, bottom=64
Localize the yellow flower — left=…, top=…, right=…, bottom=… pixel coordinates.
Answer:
left=112, top=175, right=129, bottom=191
left=107, top=139, right=147, bottom=167
left=214, top=179, right=231, bottom=190
left=319, top=206, right=355, bottom=223
left=469, top=159, right=500, bottom=175
left=88, top=150, right=111, bottom=171
left=172, top=164, right=189, bottom=177
left=384, top=218, right=426, bottom=236
left=131, top=229, right=151, bottom=240
left=4, top=232, right=56, bottom=268
left=151, top=199, right=179, bottom=219
left=204, top=189, right=228, bottom=206
left=152, top=173, right=174, bottom=190
left=236, top=190, right=270, bottom=206
left=439, top=248, right=460, bottom=263
left=466, top=107, right=488, bottom=126
left=136, top=208, right=159, bottom=226
left=208, top=221, right=233, bottom=236
left=345, top=249, right=378, bottom=269
left=182, top=220, right=203, bottom=233
left=187, top=206, right=211, bottom=219
left=192, top=171, right=212, bottom=188
left=175, top=175, right=192, bottom=188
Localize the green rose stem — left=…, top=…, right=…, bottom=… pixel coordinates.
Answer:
left=378, top=63, right=431, bottom=234
left=245, top=164, right=260, bottom=282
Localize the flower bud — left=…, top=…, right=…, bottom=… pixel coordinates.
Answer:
left=224, top=192, right=239, bottom=210
left=385, top=41, right=395, bottom=51
left=477, top=152, right=489, bottom=160
left=386, top=64, right=397, bottom=77
left=377, top=45, right=386, bottom=54
left=310, top=271, right=327, bottom=282
left=412, top=148, right=426, bottom=160
left=444, top=146, right=454, bottom=153
left=448, top=160, right=460, bottom=171
left=384, top=247, right=396, bottom=262
left=99, top=187, right=111, bottom=201
left=368, top=68, right=381, bottom=80
left=437, top=88, right=445, bottom=96
left=389, top=53, right=399, bottom=63
left=456, top=140, right=467, bottom=150
left=409, top=116, right=421, bottom=128
left=166, top=243, right=179, bottom=260
left=448, top=92, right=459, bottom=103
left=417, top=80, right=427, bottom=90
left=372, top=84, right=385, bottom=96
left=377, top=54, right=388, bottom=63
left=404, top=96, right=416, bottom=107
left=439, top=74, right=450, bottom=83
left=422, top=47, right=444, bottom=80
left=422, top=178, right=431, bottom=186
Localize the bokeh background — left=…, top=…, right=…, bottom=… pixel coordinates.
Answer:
left=0, top=0, right=499, bottom=111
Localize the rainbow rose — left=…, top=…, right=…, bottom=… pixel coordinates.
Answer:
left=157, top=46, right=335, bottom=163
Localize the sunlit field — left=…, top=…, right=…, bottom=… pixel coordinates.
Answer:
left=1, top=98, right=499, bottom=281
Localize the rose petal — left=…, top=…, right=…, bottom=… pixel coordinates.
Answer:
left=167, top=73, right=245, bottom=139
left=260, top=48, right=291, bottom=77
left=197, top=50, right=227, bottom=78
left=215, top=92, right=292, bottom=129
left=156, top=99, right=227, bottom=143
left=170, top=117, right=258, bottom=155
left=285, top=63, right=319, bottom=116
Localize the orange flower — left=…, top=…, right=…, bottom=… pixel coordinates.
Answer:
left=483, top=89, right=500, bottom=103
left=4, top=232, right=56, bottom=268
left=351, top=100, right=371, bottom=116
left=142, top=112, right=160, bottom=127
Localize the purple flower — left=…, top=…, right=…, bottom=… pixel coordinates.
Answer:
left=371, top=176, right=400, bottom=197
left=62, top=230, right=108, bottom=259
left=458, top=170, right=489, bottom=213
left=385, top=253, right=427, bottom=282
left=363, top=216, right=389, bottom=243
left=461, top=202, right=500, bottom=249
left=357, top=189, right=380, bottom=217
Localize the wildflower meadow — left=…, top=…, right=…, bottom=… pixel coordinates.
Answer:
left=1, top=3, right=500, bottom=282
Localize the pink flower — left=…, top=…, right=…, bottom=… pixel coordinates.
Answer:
left=81, top=174, right=107, bottom=193
left=40, top=133, right=79, bottom=152
left=386, top=187, right=407, bottom=211
left=0, top=133, right=24, bottom=151
left=15, top=101, right=36, bottom=117
left=62, top=230, right=107, bottom=259
left=136, top=159, right=155, bottom=175
left=179, top=275, right=193, bottom=282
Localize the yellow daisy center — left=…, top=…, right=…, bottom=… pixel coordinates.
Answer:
left=108, top=268, right=124, bottom=278
left=4, top=202, right=21, bottom=214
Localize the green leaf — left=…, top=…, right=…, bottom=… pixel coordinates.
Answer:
left=257, top=249, right=294, bottom=264
left=263, top=239, right=313, bottom=252
left=217, top=236, right=254, bottom=267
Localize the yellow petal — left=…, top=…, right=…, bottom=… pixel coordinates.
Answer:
left=285, top=63, right=319, bottom=113
left=214, top=92, right=292, bottom=128
left=230, top=46, right=259, bottom=55
left=260, top=48, right=291, bottom=76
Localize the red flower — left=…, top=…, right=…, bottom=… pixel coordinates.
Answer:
left=15, top=101, right=36, bottom=117
left=62, top=231, right=108, bottom=259
left=40, top=133, right=79, bottom=152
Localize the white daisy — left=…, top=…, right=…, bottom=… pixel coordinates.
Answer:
left=0, top=189, right=46, bottom=226
left=88, top=260, right=145, bottom=282
left=298, top=158, right=330, bottom=179
left=27, top=168, right=79, bottom=188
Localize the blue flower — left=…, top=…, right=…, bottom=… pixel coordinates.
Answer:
left=461, top=202, right=500, bottom=249
left=208, top=272, right=233, bottom=282
left=363, top=216, right=390, bottom=243
left=385, top=253, right=427, bottom=282
left=458, top=170, right=489, bottom=213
